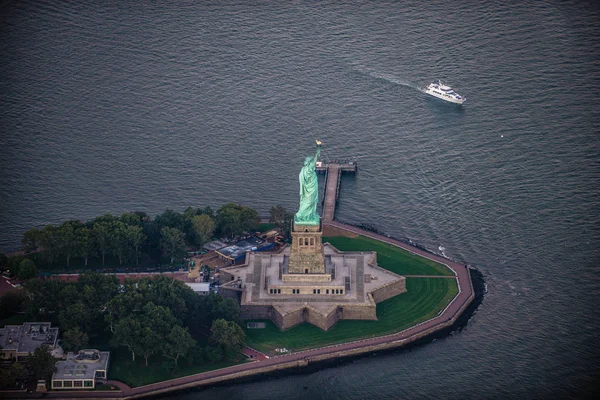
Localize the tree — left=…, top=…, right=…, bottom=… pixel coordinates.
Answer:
left=39, top=225, right=60, bottom=265
left=111, top=221, right=130, bottom=265
left=0, top=290, right=29, bottom=319
left=269, top=205, right=293, bottom=238
left=128, top=225, right=146, bottom=265
left=93, top=220, right=114, bottom=265
left=216, top=203, right=243, bottom=238
left=58, top=302, right=95, bottom=333
left=160, top=227, right=186, bottom=264
left=29, top=345, right=57, bottom=382
left=120, top=212, right=142, bottom=226
left=58, top=220, right=83, bottom=267
left=210, top=318, right=246, bottom=356
left=16, top=259, right=37, bottom=280
left=155, top=209, right=186, bottom=232
left=22, top=228, right=41, bottom=253
left=61, top=328, right=89, bottom=353
left=0, top=362, right=24, bottom=389
left=137, top=326, right=160, bottom=367
left=0, top=252, right=7, bottom=271
left=75, top=225, right=94, bottom=266
left=216, top=203, right=260, bottom=238
left=213, top=297, right=241, bottom=324
left=111, top=316, right=142, bottom=361
left=162, top=325, right=195, bottom=366
left=192, top=214, right=215, bottom=248
left=240, top=206, right=260, bottom=232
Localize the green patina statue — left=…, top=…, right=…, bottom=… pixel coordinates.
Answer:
left=294, top=140, right=322, bottom=225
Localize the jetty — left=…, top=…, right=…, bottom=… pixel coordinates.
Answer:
left=316, top=160, right=357, bottom=222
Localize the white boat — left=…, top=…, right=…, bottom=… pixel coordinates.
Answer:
left=424, top=80, right=466, bottom=104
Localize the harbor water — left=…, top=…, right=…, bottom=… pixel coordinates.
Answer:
left=1, top=1, right=598, bottom=398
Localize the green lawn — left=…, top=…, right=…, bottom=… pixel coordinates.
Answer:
left=245, top=277, right=458, bottom=354
left=323, top=235, right=454, bottom=276
left=106, top=347, right=246, bottom=387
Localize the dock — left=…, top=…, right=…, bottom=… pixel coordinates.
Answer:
left=316, top=161, right=357, bottom=222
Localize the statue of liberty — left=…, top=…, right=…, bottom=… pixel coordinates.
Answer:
left=294, top=140, right=322, bottom=225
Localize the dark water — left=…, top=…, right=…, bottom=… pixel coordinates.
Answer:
left=1, top=1, right=599, bottom=398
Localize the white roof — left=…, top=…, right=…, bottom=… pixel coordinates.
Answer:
left=186, top=282, right=211, bottom=292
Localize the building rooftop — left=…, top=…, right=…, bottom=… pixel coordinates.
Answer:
left=53, top=350, right=110, bottom=381
left=217, top=236, right=274, bottom=261
left=203, top=240, right=228, bottom=251
left=186, top=282, right=211, bottom=293
left=0, top=322, right=59, bottom=354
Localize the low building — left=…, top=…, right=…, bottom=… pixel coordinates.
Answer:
left=216, top=236, right=274, bottom=265
left=185, top=282, right=211, bottom=295
left=203, top=240, right=228, bottom=252
left=51, top=349, right=110, bottom=390
left=0, top=322, right=59, bottom=361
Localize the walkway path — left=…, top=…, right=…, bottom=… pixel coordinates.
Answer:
left=322, top=164, right=340, bottom=222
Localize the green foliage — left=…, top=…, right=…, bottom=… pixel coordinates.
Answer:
left=29, top=345, right=57, bottom=381
left=22, top=227, right=41, bottom=253
left=210, top=318, right=246, bottom=355
left=162, top=325, right=195, bottom=365
left=186, top=292, right=241, bottom=332
left=269, top=205, right=293, bottom=238
left=0, top=252, right=7, bottom=270
left=0, top=290, right=29, bottom=319
left=62, top=327, right=89, bottom=353
left=39, top=225, right=61, bottom=264
left=58, top=220, right=84, bottom=267
left=160, top=227, right=186, bottom=263
left=16, top=258, right=37, bottom=280
left=191, top=214, right=215, bottom=248
left=216, top=203, right=260, bottom=238
left=0, top=362, right=24, bottom=389
left=203, top=345, right=224, bottom=362
left=92, top=218, right=115, bottom=265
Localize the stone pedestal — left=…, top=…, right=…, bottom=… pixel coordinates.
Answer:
left=288, top=221, right=325, bottom=274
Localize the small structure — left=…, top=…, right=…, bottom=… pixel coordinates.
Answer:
left=185, top=282, right=211, bottom=295
left=0, top=322, right=59, bottom=361
left=51, top=349, right=110, bottom=390
left=216, top=236, right=274, bottom=265
left=36, top=380, right=47, bottom=392
left=203, top=240, right=228, bottom=252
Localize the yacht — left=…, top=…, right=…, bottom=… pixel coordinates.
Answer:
left=424, top=80, right=466, bottom=104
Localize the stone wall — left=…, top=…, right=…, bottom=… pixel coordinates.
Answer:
left=305, top=306, right=339, bottom=331
left=276, top=306, right=305, bottom=331
left=240, top=304, right=272, bottom=321
left=340, top=302, right=377, bottom=320
left=371, top=277, right=407, bottom=303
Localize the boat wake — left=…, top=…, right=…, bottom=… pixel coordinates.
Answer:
left=353, top=65, right=422, bottom=91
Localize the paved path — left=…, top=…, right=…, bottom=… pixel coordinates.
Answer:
left=322, top=164, right=340, bottom=222
left=8, top=221, right=474, bottom=400
left=242, top=346, right=269, bottom=361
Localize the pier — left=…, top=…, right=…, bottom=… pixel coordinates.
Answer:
left=316, top=161, right=357, bottom=222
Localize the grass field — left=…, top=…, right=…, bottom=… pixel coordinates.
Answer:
left=245, top=277, right=458, bottom=354
left=106, top=346, right=246, bottom=387
left=323, top=235, right=454, bottom=276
